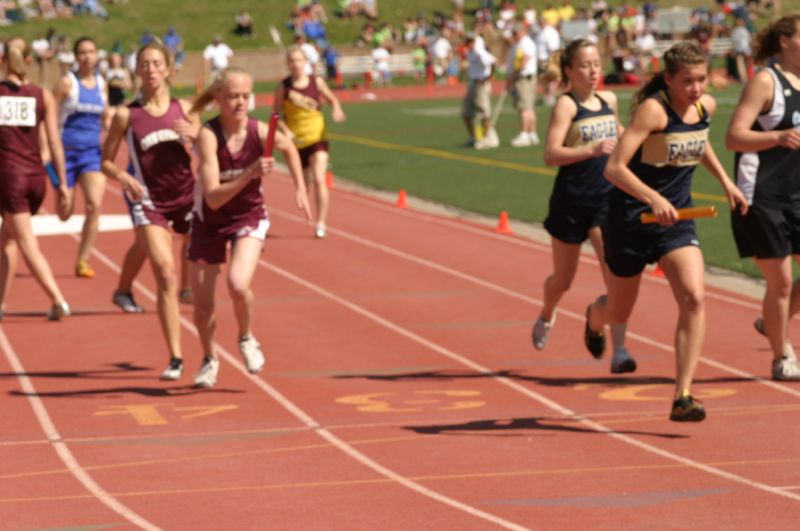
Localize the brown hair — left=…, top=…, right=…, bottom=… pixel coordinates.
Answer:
left=135, top=38, right=172, bottom=69
left=632, top=41, right=706, bottom=111
left=753, top=15, right=800, bottom=65
left=549, top=38, right=597, bottom=88
left=190, top=67, right=251, bottom=115
left=3, top=38, right=31, bottom=81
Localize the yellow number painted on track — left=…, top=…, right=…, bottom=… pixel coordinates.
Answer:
left=95, top=403, right=240, bottom=426
left=599, top=385, right=736, bottom=402
left=336, top=390, right=484, bottom=413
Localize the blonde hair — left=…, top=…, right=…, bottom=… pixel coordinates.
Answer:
left=3, top=38, right=31, bottom=81
left=190, top=67, right=251, bottom=115
left=544, top=38, right=597, bottom=87
left=754, top=15, right=800, bottom=65
left=286, top=45, right=306, bottom=63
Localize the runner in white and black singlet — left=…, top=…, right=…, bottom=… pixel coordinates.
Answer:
left=531, top=39, right=636, bottom=375
left=585, top=42, right=747, bottom=422
left=186, top=68, right=311, bottom=388
left=727, top=14, right=800, bottom=381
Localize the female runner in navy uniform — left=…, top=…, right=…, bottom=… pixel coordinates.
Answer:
left=584, top=42, right=747, bottom=421
left=188, top=68, right=311, bottom=387
left=533, top=38, right=635, bottom=374
left=0, top=37, right=70, bottom=320
left=727, top=15, right=800, bottom=381
left=102, top=40, right=200, bottom=380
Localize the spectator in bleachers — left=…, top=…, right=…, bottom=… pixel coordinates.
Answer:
left=139, top=29, right=156, bottom=47
left=558, top=0, right=575, bottom=23
left=234, top=11, right=254, bottom=38
left=496, top=1, right=517, bottom=35
left=410, top=40, right=427, bottom=79
left=541, top=3, right=560, bottom=27
left=355, top=22, right=375, bottom=47
left=373, top=21, right=394, bottom=47
left=403, top=17, right=418, bottom=43
left=523, top=3, right=538, bottom=30
left=31, top=30, right=54, bottom=78
left=371, top=41, right=391, bottom=86
left=429, top=27, right=454, bottom=84
left=633, top=27, right=656, bottom=76
left=163, top=26, right=185, bottom=70
left=323, top=43, right=340, bottom=84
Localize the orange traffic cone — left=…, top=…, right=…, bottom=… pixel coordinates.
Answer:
left=396, top=189, right=408, bottom=209
left=195, top=74, right=204, bottom=95
left=651, top=264, right=665, bottom=277
left=495, top=211, right=513, bottom=234
left=325, top=170, right=334, bottom=189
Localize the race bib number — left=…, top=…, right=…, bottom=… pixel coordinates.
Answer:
left=0, top=96, right=37, bottom=127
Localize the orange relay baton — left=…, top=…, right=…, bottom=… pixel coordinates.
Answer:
left=640, top=206, right=718, bottom=224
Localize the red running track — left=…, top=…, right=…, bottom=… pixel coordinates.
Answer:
left=1, top=171, right=799, bottom=530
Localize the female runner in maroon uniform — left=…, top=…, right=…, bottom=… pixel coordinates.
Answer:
left=189, top=68, right=311, bottom=387
left=101, top=40, right=200, bottom=380
left=0, top=37, right=70, bottom=320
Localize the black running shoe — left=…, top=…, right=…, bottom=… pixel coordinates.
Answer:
left=584, top=304, right=605, bottom=359
left=754, top=317, right=766, bottom=337
left=669, top=395, right=706, bottom=422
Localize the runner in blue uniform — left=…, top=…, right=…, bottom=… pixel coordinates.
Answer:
left=584, top=42, right=747, bottom=422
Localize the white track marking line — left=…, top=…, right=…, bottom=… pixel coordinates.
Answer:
left=0, top=329, right=160, bottom=530
left=259, top=260, right=800, bottom=502
left=84, top=243, right=529, bottom=531
left=269, top=207, right=800, bottom=401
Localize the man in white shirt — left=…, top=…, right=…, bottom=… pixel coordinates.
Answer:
left=371, top=43, right=391, bottom=85
left=535, top=19, right=561, bottom=107
left=429, top=29, right=453, bottom=84
left=297, top=36, right=320, bottom=76
left=203, top=35, right=233, bottom=79
left=506, top=24, right=539, bottom=147
left=462, top=33, right=498, bottom=149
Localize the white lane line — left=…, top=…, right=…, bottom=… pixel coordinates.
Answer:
left=259, top=259, right=800, bottom=502
left=84, top=242, right=529, bottom=531
left=269, top=207, right=800, bottom=401
left=0, top=329, right=160, bottom=530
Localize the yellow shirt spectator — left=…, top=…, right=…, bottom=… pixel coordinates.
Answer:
left=541, top=7, right=560, bottom=27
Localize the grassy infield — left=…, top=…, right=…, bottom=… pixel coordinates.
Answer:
left=7, top=0, right=791, bottom=276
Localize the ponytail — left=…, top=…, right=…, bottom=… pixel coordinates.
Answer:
left=753, top=15, right=800, bottom=65
left=3, top=38, right=30, bottom=81
left=190, top=67, right=251, bottom=115
left=632, top=41, right=705, bottom=113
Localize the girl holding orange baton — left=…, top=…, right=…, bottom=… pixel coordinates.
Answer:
left=532, top=39, right=636, bottom=374
left=584, top=42, right=747, bottom=421
left=188, top=68, right=311, bottom=387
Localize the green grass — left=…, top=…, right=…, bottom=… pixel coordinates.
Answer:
left=253, top=83, right=761, bottom=277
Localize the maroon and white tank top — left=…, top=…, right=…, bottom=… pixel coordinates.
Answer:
left=0, top=81, right=45, bottom=179
left=126, top=98, right=194, bottom=210
left=194, top=116, right=266, bottom=226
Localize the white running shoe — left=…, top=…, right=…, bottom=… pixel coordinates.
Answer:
left=786, top=343, right=798, bottom=363
left=194, top=357, right=220, bottom=388
left=239, top=336, right=265, bottom=374
left=528, top=132, right=540, bottom=145
left=160, top=357, right=184, bottom=381
left=315, top=224, right=327, bottom=239
left=532, top=314, right=556, bottom=350
left=47, top=301, right=71, bottom=321
left=510, top=132, right=533, bottom=147
left=610, top=346, right=637, bottom=374
left=772, top=355, right=800, bottom=381
left=474, top=134, right=499, bottom=150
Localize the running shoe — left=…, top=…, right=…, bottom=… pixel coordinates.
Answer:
left=179, top=289, right=193, bottom=305
left=669, top=394, right=706, bottom=422
left=610, top=346, right=637, bottom=374
left=47, top=301, right=71, bottom=321
left=772, top=355, right=800, bottom=381
left=528, top=132, right=540, bottom=145
left=75, top=260, right=96, bottom=278
left=194, top=357, right=220, bottom=388
left=531, top=313, right=556, bottom=350
left=239, top=335, right=265, bottom=374
left=160, top=358, right=184, bottom=380
left=510, top=132, right=533, bottom=147
left=315, top=224, right=327, bottom=239
left=754, top=316, right=766, bottom=337
left=584, top=304, right=605, bottom=358
left=112, top=291, right=145, bottom=313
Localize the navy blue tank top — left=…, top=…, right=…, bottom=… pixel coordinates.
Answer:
left=609, top=91, right=709, bottom=227
left=551, top=92, right=617, bottom=206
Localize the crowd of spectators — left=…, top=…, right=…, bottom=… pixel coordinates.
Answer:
left=0, top=0, right=110, bottom=25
